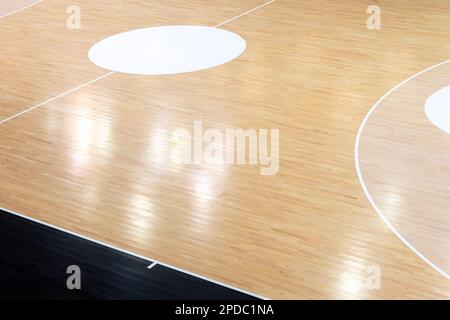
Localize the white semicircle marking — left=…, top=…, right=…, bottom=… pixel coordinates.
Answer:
left=425, top=85, right=450, bottom=134
left=355, top=59, right=450, bottom=282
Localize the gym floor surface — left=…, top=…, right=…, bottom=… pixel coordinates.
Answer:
left=1, top=0, right=450, bottom=299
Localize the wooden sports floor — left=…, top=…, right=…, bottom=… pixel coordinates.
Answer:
left=2, top=0, right=450, bottom=299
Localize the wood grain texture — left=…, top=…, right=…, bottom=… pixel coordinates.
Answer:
left=1, top=0, right=450, bottom=299
left=0, top=209, right=257, bottom=300
left=0, top=0, right=40, bottom=18
left=359, top=62, right=450, bottom=282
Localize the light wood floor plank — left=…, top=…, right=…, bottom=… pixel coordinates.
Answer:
left=2, top=0, right=450, bottom=299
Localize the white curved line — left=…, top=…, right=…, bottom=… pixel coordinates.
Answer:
left=0, top=0, right=43, bottom=19
left=355, top=59, right=450, bottom=281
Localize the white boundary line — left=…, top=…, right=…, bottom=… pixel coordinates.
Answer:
left=214, top=0, right=275, bottom=28
left=354, top=59, right=450, bottom=281
left=0, top=71, right=116, bottom=126
left=0, top=0, right=276, bottom=300
left=0, top=0, right=275, bottom=127
left=0, top=0, right=43, bottom=19
left=0, top=207, right=268, bottom=299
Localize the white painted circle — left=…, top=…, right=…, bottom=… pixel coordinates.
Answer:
left=425, top=85, right=450, bottom=134
left=88, top=26, right=246, bottom=75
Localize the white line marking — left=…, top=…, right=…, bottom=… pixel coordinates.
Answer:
left=0, top=0, right=43, bottom=19
left=355, top=59, right=450, bottom=281
left=214, top=0, right=275, bottom=28
left=0, top=0, right=275, bottom=299
left=0, top=207, right=267, bottom=299
left=0, top=0, right=276, bottom=127
left=147, top=262, right=158, bottom=270
left=0, top=71, right=116, bottom=126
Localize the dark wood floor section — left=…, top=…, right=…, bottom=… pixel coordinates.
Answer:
left=0, top=209, right=258, bottom=300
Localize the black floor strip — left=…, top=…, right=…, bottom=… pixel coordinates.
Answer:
left=0, top=209, right=259, bottom=300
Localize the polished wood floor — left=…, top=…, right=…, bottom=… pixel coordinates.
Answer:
left=1, top=0, right=450, bottom=299
left=359, top=61, right=450, bottom=283
left=0, top=0, right=39, bottom=18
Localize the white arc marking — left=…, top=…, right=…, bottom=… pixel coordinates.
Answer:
left=355, top=59, right=450, bottom=281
